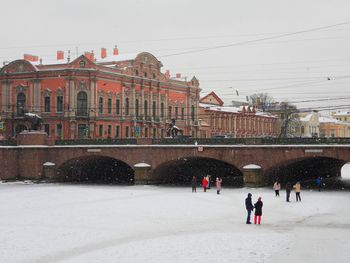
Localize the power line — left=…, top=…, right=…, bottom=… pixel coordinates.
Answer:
left=159, top=20, right=350, bottom=58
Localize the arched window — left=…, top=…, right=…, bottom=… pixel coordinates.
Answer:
left=17, top=93, right=26, bottom=116
left=77, top=91, right=88, bottom=116
left=135, top=99, right=139, bottom=118
left=125, top=98, right=129, bottom=116
left=144, top=100, right=148, bottom=118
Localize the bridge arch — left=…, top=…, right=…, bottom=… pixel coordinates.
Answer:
left=57, top=155, right=134, bottom=184
left=153, top=157, right=243, bottom=186
left=264, top=156, right=347, bottom=186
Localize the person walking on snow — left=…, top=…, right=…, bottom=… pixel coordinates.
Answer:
left=315, top=177, right=322, bottom=192
left=286, top=182, right=292, bottom=202
left=206, top=175, right=211, bottom=189
left=254, top=197, right=263, bottom=225
left=245, top=193, right=254, bottom=224
left=202, top=177, right=208, bottom=192
left=273, top=180, right=281, bottom=197
left=191, top=176, right=197, bottom=193
left=294, top=181, right=301, bottom=202
left=215, top=177, right=222, bottom=194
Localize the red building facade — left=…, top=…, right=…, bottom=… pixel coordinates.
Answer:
left=0, top=52, right=200, bottom=140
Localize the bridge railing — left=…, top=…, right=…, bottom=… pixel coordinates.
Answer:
left=0, top=140, right=17, bottom=146
left=152, top=137, right=350, bottom=145
left=54, top=138, right=137, bottom=145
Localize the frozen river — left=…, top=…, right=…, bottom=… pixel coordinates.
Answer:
left=1, top=179, right=350, bottom=263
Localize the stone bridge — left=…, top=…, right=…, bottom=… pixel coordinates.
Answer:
left=1, top=133, right=349, bottom=186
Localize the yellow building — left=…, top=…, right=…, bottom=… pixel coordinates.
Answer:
left=319, top=116, right=350, bottom=138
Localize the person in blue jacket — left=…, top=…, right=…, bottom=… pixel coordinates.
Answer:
left=245, top=193, right=254, bottom=224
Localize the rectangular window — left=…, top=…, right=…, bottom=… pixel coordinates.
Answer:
left=160, top=103, right=164, bottom=118
left=115, top=126, right=120, bottom=138
left=99, top=97, right=103, bottom=114
left=99, top=125, right=103, bottom=137
left=153, top=128, right=156, bottom=138
left=116, top=99, right=120, bottom=115
left=44, top=124, right=50, bottom=135
left=152, top=101, right=156, bottom=119
left=181, top=107, right=185, bottom=120
left=57, top=124, right=62, bottom=139
left=125, top=126, right=129, bottom=138
left=108, top=125, right=112, bottom=137
left=44, top=97, right=50, bottom=112
left=175, top=107, right=178, bottom=120
left=108, top=98, right=112, bottom=114
left=168, top=106, right=172, bottom=119
left=56, top=96, right=63, bottom=113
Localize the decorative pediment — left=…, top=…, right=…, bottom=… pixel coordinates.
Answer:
left=15, top=85, right=28, bottom=93
left=43, top=88, right=52, bottom=96
left=199, top=91, right=224, bottom=106
left=135, top=52, right=163, bottom=68
left=78, top=81, right=87, bottom=91
left=57, top=88, right=63, bottom=96
left=70, top=55, right=96, bottom=69
left=0, top=60, right=38, bottom=75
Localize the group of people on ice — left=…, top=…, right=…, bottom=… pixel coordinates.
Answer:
left=191, top=175, right=222, bottom=194
left=273, top=180, right=304, bottom=202
left=192, top=174, right=323, bottom=225
left=245, top=181, right=304, bottom=225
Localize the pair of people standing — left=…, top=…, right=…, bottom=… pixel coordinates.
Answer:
left=199, top=176, right=222, bottom=194
left=245, top=193, right=263, bottom=224
left=285, top=181, right=301, bottom=202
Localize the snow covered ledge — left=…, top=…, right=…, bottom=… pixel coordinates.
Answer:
left=134, top=162, right=153, bottom=185
left=243, top=164, right=267, bottom=187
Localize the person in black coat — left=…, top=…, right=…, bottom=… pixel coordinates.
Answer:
left=191, top=176, right=197, bottom=193
left=245, top=193, right=254, bottom=224
left=254, top=197, right=263, bottom=224
left=286, top=182, right=292, bottom=202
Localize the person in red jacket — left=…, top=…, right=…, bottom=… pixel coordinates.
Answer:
left=254, top=197, right=263, bottom=225
left=202, top=177, right=208, bottom=192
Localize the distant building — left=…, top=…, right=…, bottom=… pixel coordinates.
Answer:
left=298, top=111, right=320, bottom=137
left=332, top=110, right=350, bottom=123
left=319, top=115, right=350, bottom=138
left=198, top=91, right=279, bottom=138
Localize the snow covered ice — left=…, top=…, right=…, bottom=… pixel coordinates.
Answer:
left=1, top=182, right=350, bottom=263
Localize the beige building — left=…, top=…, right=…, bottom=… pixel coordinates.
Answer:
left=298, top=111, right=320, bottom=137
left=332, top=110, right=350, bottom=122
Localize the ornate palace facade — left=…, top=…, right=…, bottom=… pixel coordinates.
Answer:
left=0, top=52, right=200, bottom=140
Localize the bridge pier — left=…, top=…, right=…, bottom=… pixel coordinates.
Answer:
left=243, top=164, right=268, bottom=187
left=134, top=163, right=155, bottom=185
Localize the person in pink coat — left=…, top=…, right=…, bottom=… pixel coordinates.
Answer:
left=215, top=177, right=222, bottom=194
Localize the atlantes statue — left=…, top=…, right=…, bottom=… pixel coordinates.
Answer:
left=24, top=113, right=43, bottom=131
left=166, top=118, right=183, bottom=138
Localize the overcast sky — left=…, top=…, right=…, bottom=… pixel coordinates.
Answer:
left=1, top=0, right=350, bottom=112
